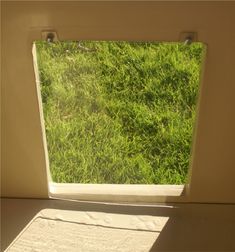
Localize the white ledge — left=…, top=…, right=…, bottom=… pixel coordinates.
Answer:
left=49, top=183, right=185, bottom=203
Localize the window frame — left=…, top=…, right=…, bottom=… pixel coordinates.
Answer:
left=3, top=1, right=235, bottom=204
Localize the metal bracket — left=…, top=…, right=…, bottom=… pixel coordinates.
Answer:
left=41, top=31, right=59, bottom=43
left=179, top=32, right=197, bottom=45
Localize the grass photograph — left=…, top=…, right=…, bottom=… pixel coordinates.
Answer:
left=36, top=41, right=204, bottom=184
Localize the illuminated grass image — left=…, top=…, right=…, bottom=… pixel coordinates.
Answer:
left=36, top=41, right=204, bottom=184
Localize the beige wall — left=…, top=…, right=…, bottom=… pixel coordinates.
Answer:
left=1, top=1, right=235, bottom=202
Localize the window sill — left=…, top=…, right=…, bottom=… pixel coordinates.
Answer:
left=49, top=182, right=185, bottom=203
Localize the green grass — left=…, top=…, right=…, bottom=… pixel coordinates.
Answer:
left=36, top=41, right=204, bottom=184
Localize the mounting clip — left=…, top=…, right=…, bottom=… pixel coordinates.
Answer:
left=179, top=32, right=197, bottom=45
left=41, top=31, right=59, bottom=43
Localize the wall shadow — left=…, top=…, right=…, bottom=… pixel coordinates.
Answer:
left=1, top=198, right=47, bottom=251
left=149, top=203, right=235, bottom=251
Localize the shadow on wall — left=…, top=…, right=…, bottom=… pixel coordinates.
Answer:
left=149, top=205, right=235, bottom=251
left=1, top=199, right=46, bottom=251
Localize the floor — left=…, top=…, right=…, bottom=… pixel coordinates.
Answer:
left=1, top=198, right=235, bottom=251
